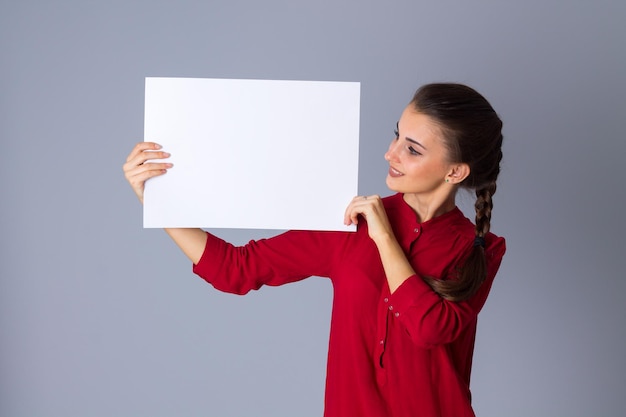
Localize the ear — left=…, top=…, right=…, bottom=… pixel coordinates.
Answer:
left=445, top=163, right=470, bottom=184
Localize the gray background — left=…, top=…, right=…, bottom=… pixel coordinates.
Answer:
left=1, top=1, right=624, bottom=416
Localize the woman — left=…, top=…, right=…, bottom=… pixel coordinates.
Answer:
left=123, top=83, right=506, bottom=417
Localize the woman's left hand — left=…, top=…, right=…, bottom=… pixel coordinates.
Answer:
left=344, top=195, right=395, bottom=243
left=345, top=195, right=415, bottom=292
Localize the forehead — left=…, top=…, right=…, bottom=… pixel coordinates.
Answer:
left=399, top=106, right=445, bottom=144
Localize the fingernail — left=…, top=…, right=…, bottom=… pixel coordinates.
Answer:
left=163, top=152, right=170, bottom=157
left=154, top=143, right=162, bottom=149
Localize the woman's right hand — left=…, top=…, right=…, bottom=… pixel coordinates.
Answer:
left=122, top=142, right=173, bottom=204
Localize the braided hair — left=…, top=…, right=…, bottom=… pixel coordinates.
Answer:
left=412, top=83, right=503, bottom=302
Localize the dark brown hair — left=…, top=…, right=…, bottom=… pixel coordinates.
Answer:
left=412, top=83, right=503, bottom=302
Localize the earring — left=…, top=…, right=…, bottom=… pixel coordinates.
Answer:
left=445, top=178, right=450, bottom=183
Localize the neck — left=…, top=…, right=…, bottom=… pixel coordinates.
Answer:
left=402, top=192, right=457, bottom=223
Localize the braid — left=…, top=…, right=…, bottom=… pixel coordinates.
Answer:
left=475, top=182, right=496, bottom=237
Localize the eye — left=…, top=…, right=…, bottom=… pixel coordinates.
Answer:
left=408, top=146, right=422, bottom=156
left=393, top=128, right=399, bottom=139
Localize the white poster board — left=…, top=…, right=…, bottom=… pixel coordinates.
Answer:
left=143, top=77, right=360, bottom=231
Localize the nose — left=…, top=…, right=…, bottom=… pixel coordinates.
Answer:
left=385, top=139, right=399, bottom=162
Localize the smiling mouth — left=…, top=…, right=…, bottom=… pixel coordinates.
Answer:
left=388, top=166, right=404, bottom=177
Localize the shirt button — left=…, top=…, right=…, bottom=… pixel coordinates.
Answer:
left=388, top=305, right=393, bottom=311
left=379, top=340, right=384, bottom=345
left=383, top=297, right=389, bottom=303
left=394, top=312, right=400, bottom=318
left=414, top=227, right=419, bottom=233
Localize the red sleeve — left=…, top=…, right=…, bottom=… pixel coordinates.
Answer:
left=192, top=230, right=344, bottom=295
left=389, top=235, right=506, bottom=349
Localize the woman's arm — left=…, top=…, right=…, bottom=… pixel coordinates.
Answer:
left=164, top=228, right=207, bottom=265
left=344, top=195, right=414, bottom=293
left=344, top=194, right=506, bottom=347
left=389, top=237, right=505, bottom=347
left=123, top=141, right=207, bottom=264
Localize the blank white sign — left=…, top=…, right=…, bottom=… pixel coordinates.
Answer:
left=143, top=77, right=360, bottom=231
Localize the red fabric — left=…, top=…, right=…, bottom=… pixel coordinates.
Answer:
left=193, top=193, right=506, bottom=417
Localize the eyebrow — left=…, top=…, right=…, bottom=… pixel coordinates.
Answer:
left=405, top=136, right=427, bottom=150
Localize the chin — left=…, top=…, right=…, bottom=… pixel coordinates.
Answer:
left=386, top=176, right=402, bottom=192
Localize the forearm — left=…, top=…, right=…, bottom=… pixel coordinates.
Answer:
left=374, top=233, right=416, bottom=293
left=164, top=228, right=207, bottom=265
left=377, top=234, right=476, bottom=347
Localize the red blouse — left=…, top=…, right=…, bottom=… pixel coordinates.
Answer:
left=193, top=193, right=506, bottom=417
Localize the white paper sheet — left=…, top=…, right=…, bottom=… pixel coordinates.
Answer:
left=143, top=77, right=360, bottom=231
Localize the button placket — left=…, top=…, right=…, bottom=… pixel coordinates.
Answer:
left=376, top=292, right=391, bottom=369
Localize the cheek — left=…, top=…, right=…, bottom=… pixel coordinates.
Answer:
left=406, top=160, right=441, bottom=180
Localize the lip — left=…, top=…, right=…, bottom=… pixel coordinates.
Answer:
left=388, top=166, right=404, bottom=178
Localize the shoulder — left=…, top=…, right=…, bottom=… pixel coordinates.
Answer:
left=464, top=213, right=506, bottom=257
left=381, top=193, right=414, bottom=224
left=382, top=192, right=404, bottom=210
left=436, top=209, right=506, bottom=263
left=485, top=232, right=506, bottom=264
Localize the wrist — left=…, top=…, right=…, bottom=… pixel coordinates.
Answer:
left=372, top=231, right=397, bottom=248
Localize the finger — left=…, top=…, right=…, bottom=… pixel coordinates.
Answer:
left=135, top=149, right=171, bottom=165
left=364, top=194, right=381, bottom=203
left=125, top=161, right=173, bottom=181
left=123, top=156, right=174, bottom=181
left=344, top=209, right=358, bottom=226
left=353, top=195, right=385, bottom=221
left=125, top=165, right=170, bottom=193
left=123, top=150, right=171, bottom=174
left=344, top=196, right=369, bottom=225
left=126, top=141, right=163, bottom=163
left=344, top=196, right=363, bottom=225
left=344, top=207, right=357, bottom=226
left=129, top=166, right=169, bottom=184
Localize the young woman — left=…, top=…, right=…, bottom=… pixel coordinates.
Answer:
left=123, top=83, right=506, bottom=417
